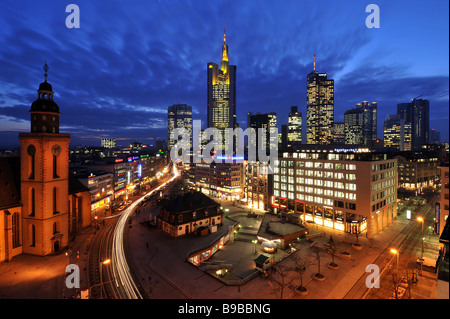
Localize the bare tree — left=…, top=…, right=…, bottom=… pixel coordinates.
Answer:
left=327, top=235, right=341, bottom=269
left=311, top=246, right=325, bottom=280
left=267, top=264, right=294, bottom=299
left=289, top=250, right=312, bottom=294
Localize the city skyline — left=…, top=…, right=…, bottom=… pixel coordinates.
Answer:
left=0, top=0, right=448, bottom=148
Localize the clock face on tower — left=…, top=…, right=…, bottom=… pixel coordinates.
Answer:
left=52, top=144, right=61, bottom=156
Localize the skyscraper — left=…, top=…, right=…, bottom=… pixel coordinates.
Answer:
left=344, top=101, right=377, bottom=146
left=247, top=112, right=277, bottom=158
left=344, top=107, right=364, bottom=145
left=333, top=122, right=345, bottom=145
left=306, top=55, right=334, bottom=145
left=356, top=101, right=377, bottom=147
left=207, top=28, right=236, bottom=153
left=287, top=106, right=302, bottom=148
left=383, top=114, right=412, bottom=151
left=168, top=104, right=193, bottom=155
left=397, top=98, right=430, bottom=149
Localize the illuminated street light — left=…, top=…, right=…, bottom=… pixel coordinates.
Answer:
left=417, top=217, right=424, bottom=275
left=390, top=249, right=400, bottom=299
left=100, top=259, right=111, bottom=299
left=252, top=239, right=258, bottom=255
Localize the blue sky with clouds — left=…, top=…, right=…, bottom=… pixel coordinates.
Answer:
left=0, top=0, right=448, bottom=147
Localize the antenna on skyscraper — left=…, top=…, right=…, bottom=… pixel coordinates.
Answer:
left=313, top=53, right=316, bottom=71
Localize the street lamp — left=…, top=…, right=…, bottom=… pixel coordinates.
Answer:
left=390, top=249, right=400, bottom=299
left=252, top=239, right=258, bottom=255
left=100, top=259, right=111, bottom=299
left=417, top=217, right=424, bottom=275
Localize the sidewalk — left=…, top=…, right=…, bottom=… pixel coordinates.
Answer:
left=125, top=196, right=441, bottom=299
left=0, top=225, right=95, bottom=299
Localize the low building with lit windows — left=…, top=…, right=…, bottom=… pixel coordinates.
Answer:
left=272, top=145, right=397, bottom=238
left=394, top=151, right=440, bottom=190
left=157, top=190, right=223, bottom=238
left=191, top=159, right=245, bottom=201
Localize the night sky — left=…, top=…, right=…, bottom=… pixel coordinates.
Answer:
left=0, top=0, right=448, bottom=148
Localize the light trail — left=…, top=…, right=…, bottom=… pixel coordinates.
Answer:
left=110, top=165, right=179, bottom=299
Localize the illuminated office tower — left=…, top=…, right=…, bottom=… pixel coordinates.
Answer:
left=207, top=28, right=236, bottom=153
left=333, top=122, right=345, bottom=145
left=383, top=114, right=412, bottom=151
left=247, top=112, right=277, bottom=156
left=288, top=106, right=302, bottom=148
left=397, top=99, right=430, bottom=149
left=101, top=138, right=116, bottom=149
left=344, top=107, right=364, bottom=145
left=356, top=101, right=377, bottom=147
left=344, top=101, right=377, bottom=146
left=168, top=104, right=193, bottom=155
left=306, top=55, right=334, bottom=145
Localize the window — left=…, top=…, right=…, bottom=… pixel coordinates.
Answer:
left=12, top=213, right=20, bottom=248
left=30, top=188, right=35, bottom=217
left=30, top=224, right=35, bottom=247
left=53, top=187, right=57, bottom=214
left=27, top=145, right=36, bottom=179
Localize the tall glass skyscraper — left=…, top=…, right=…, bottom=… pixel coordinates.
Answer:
left=287, top=106, right=302, bottom=148
left=247, top=112, right=277, bottom=156
left=168, top=104, right=193, bottom=154
left=306, top=56, right=334, bottom=145
left=344, top=101, right=377, bottom=146
left=397, top=98, right=429, bottom=150
left=207, top=29, right=236, bottom=152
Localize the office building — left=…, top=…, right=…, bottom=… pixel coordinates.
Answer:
left=333, top=122, right=345, bottom=145
left=394, top=151, right=440, bottom=190
left=438, top=163, right=449, bottom=236
left=397, top=99, right=430, bottom=150
left=247, top=112, right=277, bottom=157
left=383, top=114, right=412, bottom=151
left=430, top=129, right=441, bottom=145
left=344, top=101, right=377, bottom=147
left=101, top=138, right=116, bottom=149
left=272, top=146, right=397, bottom=238
left=246, top=161, right=274, bottom=211
left=344, top=107, right=364, bottom=145
left=287, top=106, right=302, bottom=148
left=207, top=29, right=236, bottom=153
left=168, top=104, right=193, bottom=157
left=306, top=55, right=334, bottom=145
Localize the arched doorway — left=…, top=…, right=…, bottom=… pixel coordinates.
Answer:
left=54, top=240, right=60, bottom=252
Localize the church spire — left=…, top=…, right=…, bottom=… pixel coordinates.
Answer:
left=44, top=60, right=49, bottom=82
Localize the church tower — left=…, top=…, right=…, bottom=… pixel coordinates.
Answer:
left=19, top=62, right=70, bottom=255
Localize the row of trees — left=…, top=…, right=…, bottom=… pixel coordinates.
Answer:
left=268, top=236, right=343, bottom=298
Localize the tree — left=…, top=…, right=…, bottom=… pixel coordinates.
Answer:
left=289, top=250, right=312, bottom=294
left=311, top=246, right=325, bottom=281
left=267, top=264, right=294, bottom=299
left=327, top=235, right=340, bottom=269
